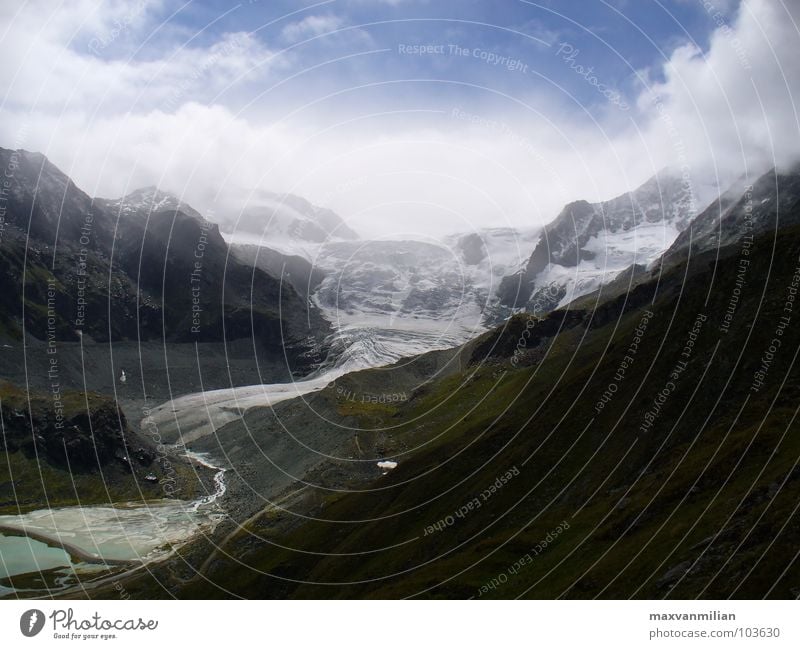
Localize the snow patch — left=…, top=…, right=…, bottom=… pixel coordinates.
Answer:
left=377, top=460, right=398, bottom=473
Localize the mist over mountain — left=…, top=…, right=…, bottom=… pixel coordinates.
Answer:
left=0, top=145, right=770, bottom=387
left=0, top=148, right=330, bottom=380
left=224, top=190, right=359, bottom=254
left=3, top=137, right=800, bottom=603
left=662, top=163, right=800, bottom=267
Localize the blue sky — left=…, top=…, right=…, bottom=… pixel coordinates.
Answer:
left=102, top=0, right=740, bottom=120
left=2, top=0, right=796, bottom=238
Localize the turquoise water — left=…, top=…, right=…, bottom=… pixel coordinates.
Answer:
left=0, top=533, right=72, bottom=579
left=0, top=453, right=226, bottom=596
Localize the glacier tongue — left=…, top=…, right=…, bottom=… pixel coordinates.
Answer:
left=147, top=228, right=536, bottom=446
left=312, top=238, right=488, bottom=372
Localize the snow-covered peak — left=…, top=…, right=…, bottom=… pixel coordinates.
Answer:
left=498, top=170, right=698, bottom=312
left=223, top=191, right=358, bottom=253
left=612, top=170, right=697, bottom=231
left=100, top=186, right=205, bottom=221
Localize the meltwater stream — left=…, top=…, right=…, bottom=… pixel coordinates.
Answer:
left=0, top=452, right=226, bottom=596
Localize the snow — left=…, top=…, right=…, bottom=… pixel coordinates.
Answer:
left=102, top=186, right=202, bottom=220
left=517, top=171, right=697, bottom=309
left=308, top=234, right=534, bottom=372
left=219, top=191, right=357, bottom=255
left=535, top=220, right=681, bottom=309
left=221, top=230, right=324, bottom=260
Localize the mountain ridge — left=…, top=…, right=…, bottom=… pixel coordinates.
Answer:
left=498, top=170, right=697, bottom=313
left=0, top=147, right=330, bottom=378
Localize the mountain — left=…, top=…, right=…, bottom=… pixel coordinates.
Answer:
left=221, top=192, right=359, bottom=305
left=573, top=164, right=800, bottom=311
left=661, top=163, right=800, bottom=267
left=498, top=170, right=696, bottom=313
left=108, top=198, right=800, bottom=599
left=0, top=148, right=330, bottom=386
left=223, top=190, right=359, bottom=254
left=228, top=228, right=536, bottom=377
left=307, top=228, right=538, bottom=373
left=0, top=148, right=337, bottom=521
left=96, top=186, right=205, bottom=222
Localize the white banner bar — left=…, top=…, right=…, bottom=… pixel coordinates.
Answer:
left=0, top=600, right=797, bottom=648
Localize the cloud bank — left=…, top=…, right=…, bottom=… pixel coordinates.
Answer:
left=0, top=0, right=797, bottom=238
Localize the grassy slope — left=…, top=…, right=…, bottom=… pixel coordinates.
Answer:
left=0, top=381, right=205, bottom=514
left=118, top=224, right=800, bottom=599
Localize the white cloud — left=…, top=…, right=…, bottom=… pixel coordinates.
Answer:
left=281, top=14, right=345, bottom=42
left=348, top=0, right=428, bottom=6
left=0, top=0, right=278, bottom=114
left=637, top=0, right=800, bottom=181
left=0, top=0, right=797, bottom=240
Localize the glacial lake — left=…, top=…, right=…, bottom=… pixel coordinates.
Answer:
left=0, top=533, right=82, bottom=597
left=0, top=533, right=72, bottom=578
left=0, top=452, right=226, bottom=596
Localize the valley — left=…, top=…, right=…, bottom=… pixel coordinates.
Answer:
left=1, top=148, right=799, bottom=600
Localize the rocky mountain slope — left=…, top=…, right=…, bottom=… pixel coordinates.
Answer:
left=231, top=243, right=325, bottom=299
left=0, top=148, right=332, bottom=514
left=661, top=163, right=800, bottom=267
left=0, top=148, right=329, bottom=379
left=0, top=381, right=208, bottom=514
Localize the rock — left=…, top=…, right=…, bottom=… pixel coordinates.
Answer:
left=689, top=535, right=716, bottom=551
left=614, top=497, right=631, bottom=511
left=657, top=560, right=693, bottom=587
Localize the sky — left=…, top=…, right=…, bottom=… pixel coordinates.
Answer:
left=0, top=0, right=798, bottom=238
